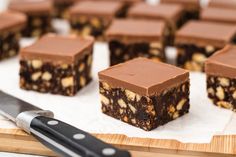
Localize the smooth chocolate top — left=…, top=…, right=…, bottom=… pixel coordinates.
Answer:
left=160, top=0, right=200, bottom=10
left=106, top=19, right=165, bottom=43
left=175, top=21, right=236, bottom=47
left=99, top=58, right=189, bottom=96
left=205, top=45, right=236, bottom=79
left=69, top=1, right=123, bottom=17
left=9, top=0, right=54, bottom=15
left=201, top=7, right=236, bottom=24
left=20, top=34, right=94, bottom=63
left=209, top=0, right=236, bottom=9
left=128, top=3, right=183, bottom=23
left=0, top=11, right=27, bottom=32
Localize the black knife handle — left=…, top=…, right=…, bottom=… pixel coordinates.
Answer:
left=30, top=116, right=131, bottom=157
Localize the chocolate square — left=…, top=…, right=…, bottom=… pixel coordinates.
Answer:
left=128, top=3, right=184, bottom=45
left=9, top=0, right=54, bottom=37
left=19, top=34, right=94, bottom=96
left=205, top=45, right=236, bottom=112
left=106, top=19, right=167, bottom=65
left=0, top=11, right=26, bottom=60
left=99, top=58, right=190, bottom=130
left=68, top=1, right=123, bottom=40
left=160, top=0, right=200, bottom=20
left=175, top=21, right=236, bottom=71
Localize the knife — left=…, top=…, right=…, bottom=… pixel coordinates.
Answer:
left=0, top=91, right=131, bottom=157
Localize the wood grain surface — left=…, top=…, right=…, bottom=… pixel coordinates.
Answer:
left=0, top=128, right=236, bottom=157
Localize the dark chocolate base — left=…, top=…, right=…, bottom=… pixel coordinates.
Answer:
left=54, top=2, right=73, bottom=18
left=109, top=40, right=166, bottom=66
left=176, top=44, right=220, bottom=71
left=70, top=17, right=110, bottom=40
left=184, top=10, right=199, bottom=21
left=207, top=75, right=236, bottom=112
left=0, top=31, right=20, bottom=60
left=20, top=53, right=93, bottom=96
left=22, top=15, right=53, bottom=37
left=100, top=81, right=190, bottom=131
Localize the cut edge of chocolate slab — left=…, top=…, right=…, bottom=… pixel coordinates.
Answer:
left=98, top=58, right=189, bottom=96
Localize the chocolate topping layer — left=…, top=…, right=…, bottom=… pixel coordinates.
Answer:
left=160, top=0, right=200, bottom=11
left=69, top=1, right=123, bottom=17
left=205, top=45, right=236, bottom=79
left=106, top=19, right=165, bottom=43
left=9, top=0, right=54, bottom=15
left=128, top=3, right=183, bottom=23
left=76, top=0, right=143, bottom=4
left=0, top=11, right=27, bottom=32
left=99, top=58, right=189, bottom=96
left=20, top=34, right=94, bottom=63
left=209, top=0, right=236, bottom=9
left=201, top=7, right=236, bottom=24
left=175, top=21, right=236, bottom=47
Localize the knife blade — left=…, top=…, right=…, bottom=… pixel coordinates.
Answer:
left=0, top=91, right=131, bottom=157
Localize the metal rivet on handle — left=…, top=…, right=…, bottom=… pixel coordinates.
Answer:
left=102, top=148, right=116, bottom=156
left=73, top=134, right=86, bottom=140
left=47, top=120, right=59, bottom=126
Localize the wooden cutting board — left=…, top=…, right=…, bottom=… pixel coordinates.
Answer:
left=0, top=128, right=236, bottom=157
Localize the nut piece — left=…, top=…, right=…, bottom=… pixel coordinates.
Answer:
left=173, top=112, right=179, bottom=119
left=31, top=72, right=42, bottom=81
left=207, top=87, right=215, bottom=96
left=90, top=18, right=101, bottom=28
left=80, top=76, right=86, bottom=87
left=218, top=78, right=230, bottom=87
left=32, top=60, right=43, bottom=69
left=192, top=53, right=206, bottom=63
left=61, top=77, right=74, bottom=88
left=102, top=82, right=110, bottom=90
left=118, top=99, right=127, bottom=108
left=100, top=94, right=110, bottom=106
left=125, top=90, right=136, bottom=101
left=233, top=91, right=236, bottom=99
left=149, top=49, right=160, bottom=56
left=150, top=42, right=162, bottom=49
left=61, top=64, right=69, bottom=69
left=87, top=55, right=92, bottom=66
left=217, top=101, right=233, bottom=109
left=42, top=72, right=52, bottom=81
left=128, top=104, right=137, bottom=114
left=79, top=63, right=85, bottom=72
left=205, top=45, right=215, bottom=54
left=216, top=86, right=225, bottom=100
left=177, top=99, right=186, bottom=110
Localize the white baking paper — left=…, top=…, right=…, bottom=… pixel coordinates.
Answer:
left=0, top=42, right=234, bottom=143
